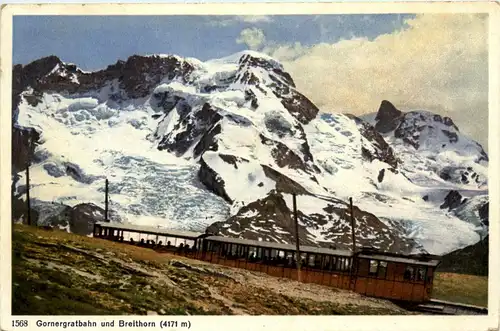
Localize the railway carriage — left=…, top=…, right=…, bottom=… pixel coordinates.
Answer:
left=353, top=250, right=439, bottom=302
left=93, top=222, right=440, bottom=303
left=93, top=221, right=203, bottom=254
left=195, top=235, right=354, bottom=289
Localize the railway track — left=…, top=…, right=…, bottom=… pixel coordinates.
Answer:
left=411, top=299, right=488, bottom=315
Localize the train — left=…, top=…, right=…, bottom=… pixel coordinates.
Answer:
left=93, top=221, right=441, bottom=303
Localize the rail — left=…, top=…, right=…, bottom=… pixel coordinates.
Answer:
left=411, top=299, right=488, bottom=315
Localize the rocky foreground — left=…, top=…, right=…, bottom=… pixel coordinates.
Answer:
left=12, top=225, right=410, bottom=316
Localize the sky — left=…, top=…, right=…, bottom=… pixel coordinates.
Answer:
left=13, top=14, right=489, bottom=151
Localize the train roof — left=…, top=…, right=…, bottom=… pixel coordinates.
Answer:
left=95, top=222, right=439, bottom=267
left=357, top=253, right=441, bottom=267
left=95, top=222, right=204, bottom=239
left=204, top=235, right=353, bottom=257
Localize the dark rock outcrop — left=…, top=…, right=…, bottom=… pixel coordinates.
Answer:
left=259, top=134, right=310, bottom=171
left=261, top=166, right=308, bottom=195
left=440, top=190, right=464, bottom=211
left=12, top=56, right=62, bottom=110
left=374, top=100, right=403, bottom=133
left=280, top=94, right=319, bottom=125
left=13, top=198, right=111, bottom=236
left=377, top=169, right=385, bottom=183
left=478, top=202, right=489, bottom=226
left=210, top=191, right=418, bottom=254
left=236, top=53, right=319, bottom=124
left=193, top=123, right=222, bottom=158
left=64, top=162, right=102, bottom=184
left=198, top=156, right=233, bottom=203
left=438, top=166, right=486, bottom=188
left=12, top=126, right=41, bottom=173
left=11, top=126, right=41, bottom=225
left=12, top=54, right=195, bottom=112
left=348, top=114, right=398, bottom=169
left=70, top=203, right=108, bottom=235
left=158, top=103, right=222, bottom=156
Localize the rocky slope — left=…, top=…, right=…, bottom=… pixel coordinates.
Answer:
left=11, top=51, right=488, bottom=255
left=437, top=235, right=489, bottom=276
left=13, top=225, right=411, bottom=315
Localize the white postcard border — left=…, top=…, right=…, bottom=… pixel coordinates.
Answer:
left=1, top=3, right=499, bottom=331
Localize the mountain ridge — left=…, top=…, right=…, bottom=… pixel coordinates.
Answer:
left=11, top=51, right=488, bottom=256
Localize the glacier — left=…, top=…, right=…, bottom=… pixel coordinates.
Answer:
left=12, top=50, right=488, bottom=255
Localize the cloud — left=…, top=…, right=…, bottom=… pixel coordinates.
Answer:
left=208, top=15, right=272, bottom=27
left=239, top=15, right=273, bottom=24
left=262, top=14, right=489, bottom=150
left=236, top=28, right=266, bottom=50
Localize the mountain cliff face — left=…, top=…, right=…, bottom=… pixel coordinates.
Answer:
left=12, top=51, right=488, bottom=255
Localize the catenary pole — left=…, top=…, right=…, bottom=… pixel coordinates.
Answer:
left=293, top=193, right=302, bottom=282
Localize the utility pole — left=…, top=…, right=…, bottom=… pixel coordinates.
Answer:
left=105, top=178, right=109, bottom=222
left=349, top=197, right=356, bottom=253
left=293, top=192, right=302, bottom=282
left=26, top=164, right=31, bottom=226
left=25, top=133, right=33, bottom=226
left=349, top=197, right=357, bottom=290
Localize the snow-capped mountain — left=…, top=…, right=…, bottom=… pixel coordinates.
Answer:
left=362, top=100, right=488, bottom=189
left=11, top=51, right=488, bottom=256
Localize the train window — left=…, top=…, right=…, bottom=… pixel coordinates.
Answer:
left=308, top=255, right=316, bottom=267
left=323, top=256, right=330, bottom=270
left=248, top=247, right=257, bottom=260
left=345, top=258, right=351, bottom=270
left=244, top=246, right=250, bottom=258
left=275, top=251, right=285, bottom=265
left=336, top=258, right=342, bottom=271
left=262, top=248, right=269, bottom=260
left=286, top=253, right=294, bottom=266
left=377, top=261, right=388, bottom=278
left=341, top=258, right=349, bottom=271
left=416, top=267, right=426, bottom=281
left=369, top=260, right=379, bottom=275
left=298, top=253, right=305, bottom=267
left=331, top=257, right=337, bottom=270
left=315, top=255, right=322, bottom=268
left=404, top=266, right=415, bottom=281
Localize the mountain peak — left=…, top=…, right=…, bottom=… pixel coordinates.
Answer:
left=374, top=100, right=403, bottom=133
left=19, top=55, right=62, bottom=70
left=209, top=50, right=281, bottom=66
